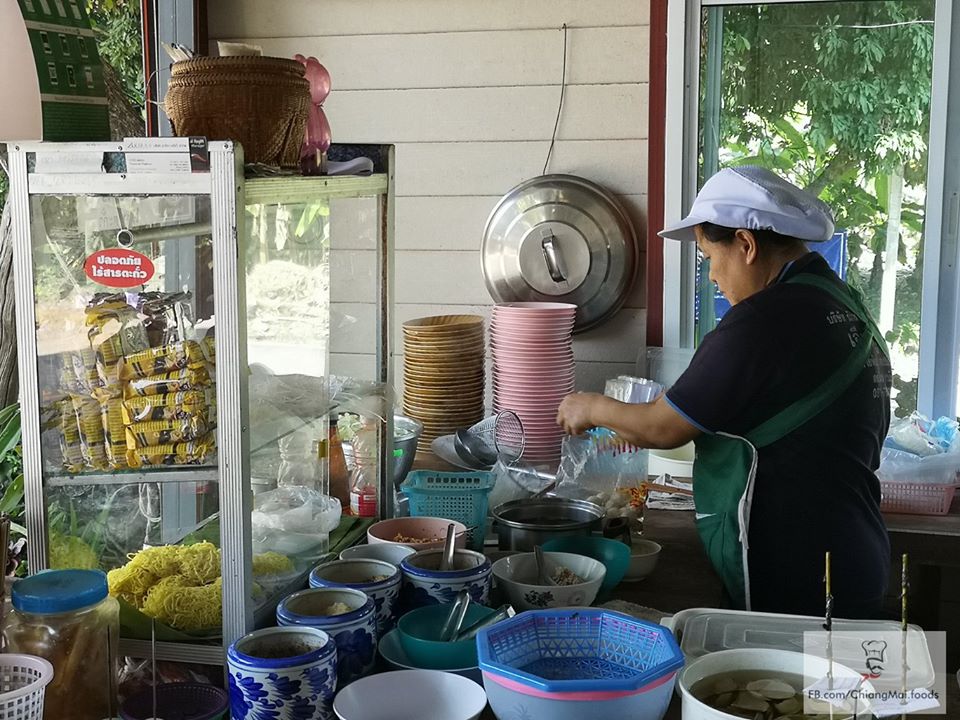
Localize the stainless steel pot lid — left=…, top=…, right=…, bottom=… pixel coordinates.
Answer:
left=481, top=174, right=638, bottom=333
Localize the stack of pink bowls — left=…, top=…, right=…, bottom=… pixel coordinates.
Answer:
left=490, top=302, right=577, bottom=465
left=402, top=315, right=486, bottom=455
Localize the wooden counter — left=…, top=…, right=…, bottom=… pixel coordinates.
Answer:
left=411, top=453, right=957, bottom=715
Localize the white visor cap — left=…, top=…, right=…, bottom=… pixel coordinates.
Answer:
left=659, top=166, right=835, bottom=243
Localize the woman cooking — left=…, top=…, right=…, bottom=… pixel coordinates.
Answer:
left=557, top=166, right=892, bottom=619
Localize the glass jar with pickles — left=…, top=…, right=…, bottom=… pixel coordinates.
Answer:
left=3, top=569, right=119, bottom=720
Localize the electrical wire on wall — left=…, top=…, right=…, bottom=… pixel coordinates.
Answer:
left=542, top=23, right=569, bottom=176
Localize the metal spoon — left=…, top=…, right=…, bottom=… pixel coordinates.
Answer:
left=440, top=590, right=472, bottom=641
left=534, top=545, right=558, bottom=586
left=439, top=523, right=457, bottom=571
left=452, top=604, right=516, bottom=642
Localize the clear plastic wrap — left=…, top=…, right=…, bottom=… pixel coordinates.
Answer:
left=51, top=291, right=217, bottom=473
left=554, top=431, right=648, bottom=530
left=251, top=486, right=342, bottom=559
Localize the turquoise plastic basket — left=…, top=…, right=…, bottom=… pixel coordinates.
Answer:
left=401, top=470, right=496, bottom=550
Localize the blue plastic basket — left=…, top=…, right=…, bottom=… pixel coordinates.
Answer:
left=400, top=470, right=496, bottom=550
left=477, top=609, right=684, bottom=693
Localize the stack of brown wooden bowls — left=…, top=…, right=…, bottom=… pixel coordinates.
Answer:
left=402, top=315, right=485, bottom=455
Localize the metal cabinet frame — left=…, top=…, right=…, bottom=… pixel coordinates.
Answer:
left=6, top=139, right=395, bottom=662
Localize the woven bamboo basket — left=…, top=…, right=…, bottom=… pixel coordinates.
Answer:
left=165, top=56, right=310, bottom=168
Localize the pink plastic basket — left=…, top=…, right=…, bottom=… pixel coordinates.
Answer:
left=879, top=481, right=959, bottom=515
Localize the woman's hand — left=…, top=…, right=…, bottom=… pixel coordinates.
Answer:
left=556, top=392, right=603, bottom=436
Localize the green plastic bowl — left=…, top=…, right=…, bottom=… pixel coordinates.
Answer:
left=396, top=604, right=494, bottom=670
left=542, top=536, right=630, bottom=592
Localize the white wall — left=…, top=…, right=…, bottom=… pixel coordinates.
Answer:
left=209, top=0, right=650, bottom=393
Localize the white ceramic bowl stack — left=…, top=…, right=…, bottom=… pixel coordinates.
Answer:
left=490, top=302, right=576, bottom=465
left=402, top=315, right=486, bottom=455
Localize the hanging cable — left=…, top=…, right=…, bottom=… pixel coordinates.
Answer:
left=542, top=23, right=569, bottom=176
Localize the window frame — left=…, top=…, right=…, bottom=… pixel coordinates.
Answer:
left=662, top=0, right=960, bottom=418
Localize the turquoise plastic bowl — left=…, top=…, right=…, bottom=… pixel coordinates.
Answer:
left=396, top=604, right=495, bottom=670
left=542, top=536, right=630, bottom=592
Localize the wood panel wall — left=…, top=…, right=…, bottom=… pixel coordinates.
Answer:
left=208, top=0, right=651, bottom=393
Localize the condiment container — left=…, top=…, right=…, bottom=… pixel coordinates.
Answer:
left=309, top=558, right=401, bottom=635
left=3, top=569, right=119, bottom=720
left=227, top=626, right=337, bottom=720
left=399, top=548, right=491, bottom=610
left=277, top=587, right=377, bottom=687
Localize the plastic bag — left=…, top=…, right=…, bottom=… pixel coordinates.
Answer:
left=555, top=430, right=649, bottom=499
left=886, top=411, right=960, bottom=456
left=487, top=460, right=555, bottom=511
left=251, top=486, right=342, bottom=559
left=878, top=447, right=960, bottom=485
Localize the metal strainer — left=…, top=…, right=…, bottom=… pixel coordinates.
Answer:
left=454, top=411, right=525, bottom=468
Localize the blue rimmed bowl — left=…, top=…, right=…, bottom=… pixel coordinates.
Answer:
left=309, top=559, right=401, bottom=635
left=399, top=548, right=491, bottom=610
left=227, top=626, right=337, bottom=720
left=276, top=587, right=377, bottom=687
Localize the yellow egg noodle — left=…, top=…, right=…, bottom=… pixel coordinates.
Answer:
left=107, top=542, right=292, bottom=631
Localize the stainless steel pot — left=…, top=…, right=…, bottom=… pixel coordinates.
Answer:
left=491, top=497, right=604, bottom=551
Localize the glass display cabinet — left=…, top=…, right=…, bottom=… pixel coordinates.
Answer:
left=6, top=139, right=395, bottom=662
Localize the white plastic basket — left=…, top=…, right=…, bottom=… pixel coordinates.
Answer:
left=0, top=655, right=54, bottom=720
left=879, top=480, right=960, bottom=515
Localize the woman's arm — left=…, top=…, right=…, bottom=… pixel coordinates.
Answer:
left=556, top=393, right=701, bottom=449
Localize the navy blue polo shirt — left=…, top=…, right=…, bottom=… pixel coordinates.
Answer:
left=666, top=252, right=892, bottom=618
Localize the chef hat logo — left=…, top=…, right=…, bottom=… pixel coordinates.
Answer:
left=861, top=639, right=888, bottom=676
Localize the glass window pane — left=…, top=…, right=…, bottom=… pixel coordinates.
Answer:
left=31, top=193, right=218, bottom=564
left=695, top=0, right=936, bottom=418
left=244, top=198, right=331, bottom=377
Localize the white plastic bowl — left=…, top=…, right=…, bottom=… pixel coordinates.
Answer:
left=339, top=543, right=416, bottom=566
left=333, top=669, right=487, bottom=720
left=491, top=551, right=605, bottom=611
left=678, top=648, right=875, bottom=720
left=623, top=539, right=662, bottom=582
left=648, top=442, right=695, bottom=478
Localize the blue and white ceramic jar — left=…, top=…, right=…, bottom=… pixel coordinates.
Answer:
left=399, top=548, right=492, bottom=610
left=227, top=625, right=338, bottom=720
left=277, top=587, right=378, bottom=687
left=309, top=558, right=401, bottom=635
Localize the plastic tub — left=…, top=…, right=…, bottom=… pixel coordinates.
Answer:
left=668, top=607, right=935, bottom=690
left=477, top=609, right=683, bottom=720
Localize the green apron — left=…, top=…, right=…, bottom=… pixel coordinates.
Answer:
left=692, top=273, right=889, bottom=609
